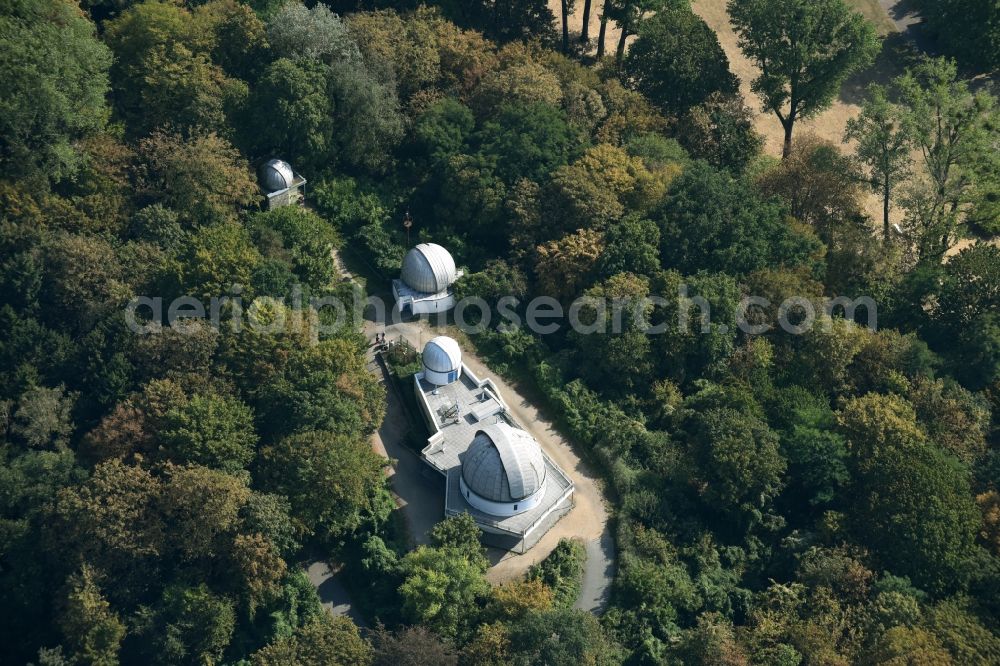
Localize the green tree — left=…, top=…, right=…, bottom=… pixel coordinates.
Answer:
left=250, top=207, right=339, bottom=291
left=895, top=58, right=996, bottom=258
left=526, top=539, right=588, bottom=608
left=241, top=491, right=299, bottom=556
left=839, top=395, right=980, bottom=594
left=677, top=92, right=763, bottom=173
left=598, top=216, right=661, bottom=279
left=728, top=0, right=880, bottom=157
left=159, top=463, right=251, bottom=561
left=624, top=7, right=737, bottom=117
left=605, top=0, right=683, bottom=65
left=145, top=583, right=236, bottom=666
left=50, top=458, right=163, bottom=561
left=779, top=404, right=849, bottom=508
left=11, top=385, right=75, bottom=450
left=104, top=0, right=243, bottom=135
left=0, top=0, right=112, bottom=184
left=543, top=144, right=659, bottom=234
left=845, top=84, right=912, bottom=241
left=196, top=0, right=268, bottom=82
left=429, top=512, right=486, bottom=559
left=251, top=615, right=371, bottom=666
left=59, top=565, right=126, bottom=666
left=246, top=59, right=333, bottom=169
left=912, top=244, right=1000, bottom=388
left=654, top=161, right=821, bottom=275
left=265, top=2, right=358, bottom=63
left=689, top=407, right=787, bottom=521
left=257, top=430, right=389, bottom=540
left=911, top=0, right=1000, bottom=73
left=477, top=102, right=581, bottom=184
left=177, top=221, right=262, bottom=299
left=398, top=544, right=489, bottom=640
left=137, top=131, right=258, bottom=226
left=506, top=607, right=621, bottom=665
left=573, top=273, right=655, bottom=398
left=256, top=339, right=385, bottom=438
left=160, top=392, right=258, bottom=473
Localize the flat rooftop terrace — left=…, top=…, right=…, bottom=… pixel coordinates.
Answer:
left=412, top=362, right=576, bottom=552
left=418, top=372, right=509, bottom=474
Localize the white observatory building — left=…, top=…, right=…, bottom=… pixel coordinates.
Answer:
left=259, top=159, right=306, bottom=210
left=392, top=243, right=462, bottom=315
left=413, top=336, right=574, bottom=553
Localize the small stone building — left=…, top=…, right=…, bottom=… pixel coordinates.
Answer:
left=259, top=159, right=306, bottom=210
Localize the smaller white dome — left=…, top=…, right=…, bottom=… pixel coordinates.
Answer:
left=401, top=243, right=457, bottom=294
left=422, top=336, right=462, bottom=374
left=260, top=159, right=295, bottom=192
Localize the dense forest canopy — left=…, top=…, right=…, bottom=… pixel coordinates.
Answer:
left=1, top=0, right=999, bottom=664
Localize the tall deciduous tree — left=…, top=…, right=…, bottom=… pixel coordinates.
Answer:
left=160, top=392, right=257, bottom=473
left=399, top=544, right=490, bottom=640
left=676, top=92, right=763, bottom=173
left=257, top=430, right=389, bottom=540
left=911, top=0, right=1000, bottom=73
left=251, top=615, right=371, bottom=666
left=728, top=0, right=879, bottom=157
left=606, top=0, right=686, bottom=66
left=245, top=58, right=333, bottom=170
left=624, top=6, right=737, bottom=117
left=895, top=58, right=996, bottom=258
left=59, top=565, right=126, bottom=666
left=845, top=84, right=912, bottom=241
left=0, top=0, right=111, bottom=184
left=137, top=131, right=258, bottom=226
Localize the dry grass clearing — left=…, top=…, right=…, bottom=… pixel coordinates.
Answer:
left=691, top=0, right=899, bottom=157
left=547, top=0, right=912, bottom=221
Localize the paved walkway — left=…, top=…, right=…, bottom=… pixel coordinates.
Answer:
left=371, top=355, right=445, bottom=547
left=304, top=560, right=368, bottom=627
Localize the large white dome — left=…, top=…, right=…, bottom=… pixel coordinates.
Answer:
left=422, top=336, right=462, bottom=374
left=401, top=243, right=457, bottom=294
left=260, top=159, right=295, bottom=192
left=461, top=423, right=546, bottom=504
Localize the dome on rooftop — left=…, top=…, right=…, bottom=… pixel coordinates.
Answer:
left=422, top=336, right=462, bottom=375
left=260, top=159, right=295, bottom=192
left=461, top=423, right=546, bottom=509
left=401, top=243, right=457, bottom=294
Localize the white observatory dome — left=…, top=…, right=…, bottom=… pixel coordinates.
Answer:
left=422, top=336, right=462, bottom=385
left=461, top=423, right=546, bottom=513
left=260, top=159, right=295, bottom=192
left=401, top=243, right=457, bottom=294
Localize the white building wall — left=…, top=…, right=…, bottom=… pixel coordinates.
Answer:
left=459, top=476, right=547, bottom=517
